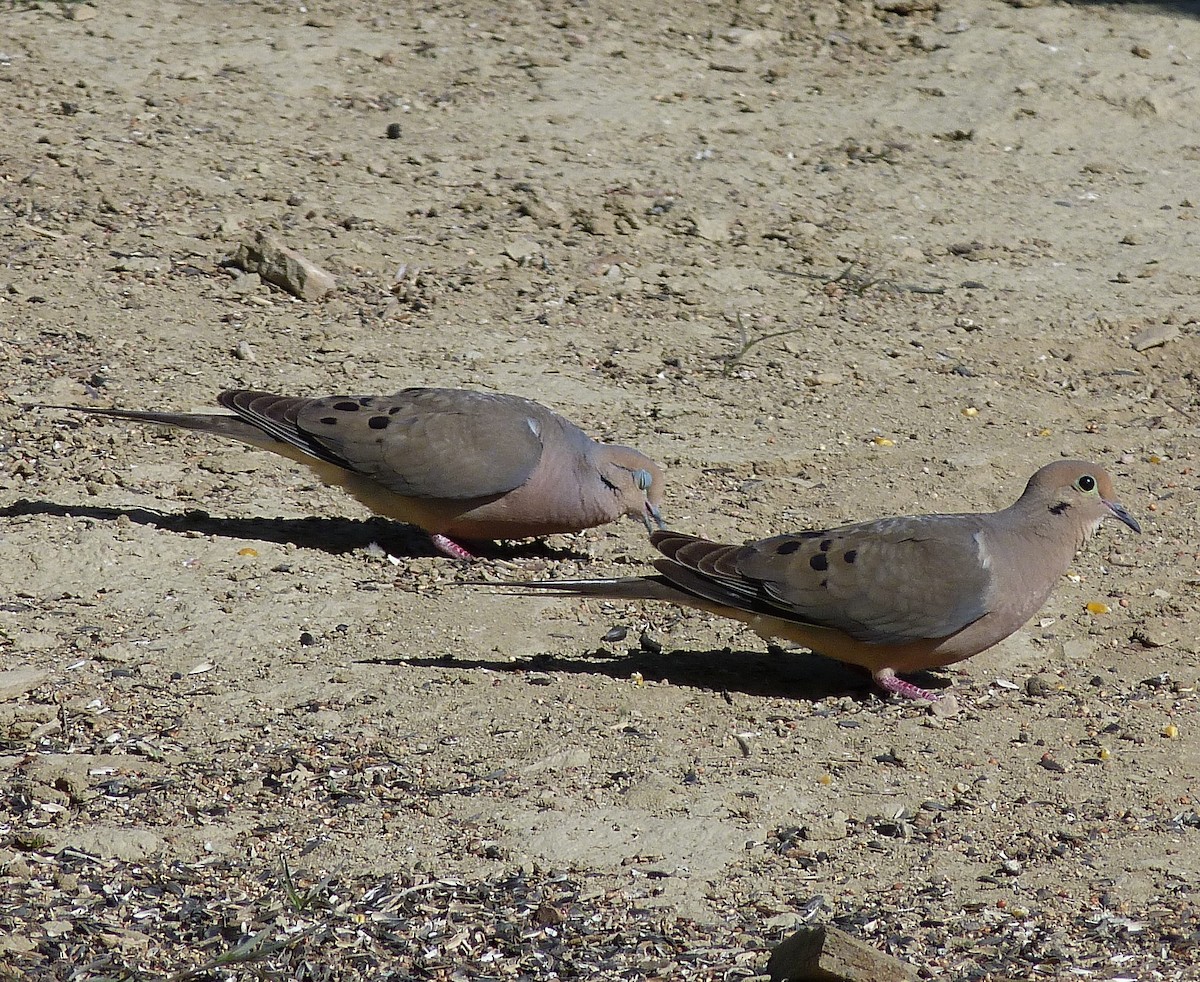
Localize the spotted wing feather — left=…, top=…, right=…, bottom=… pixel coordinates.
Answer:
left=731, top=515, right=994, bottom=644
left=286, top=388, right=549, bottom=501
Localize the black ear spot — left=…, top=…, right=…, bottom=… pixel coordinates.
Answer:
left=1076, top=474, right=1096, bottom=493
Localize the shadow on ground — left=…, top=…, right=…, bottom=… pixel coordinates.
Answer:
left=0, top=499, right=592, bottom=561
left=373, top=644, right=953, bottom=704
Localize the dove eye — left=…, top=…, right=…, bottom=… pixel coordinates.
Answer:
left=633, top=469, right=653, bottom=491
left=1075, top=474, right=1097, bottom=493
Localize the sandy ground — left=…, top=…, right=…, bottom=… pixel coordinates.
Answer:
left=2, top=0, right=1200, bottom=978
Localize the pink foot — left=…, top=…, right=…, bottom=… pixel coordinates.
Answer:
left=429, top=532, right=476, bottom=560
left=874, top=668, right=940, bottom=702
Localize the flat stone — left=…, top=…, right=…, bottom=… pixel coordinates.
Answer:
left=53, top=825, right=164, bottom=862
left=234, top=231, right=336, bottom=300
left=0, top=668, right=48, bottom=700
left=1131, top=323, right=1179, bottom=352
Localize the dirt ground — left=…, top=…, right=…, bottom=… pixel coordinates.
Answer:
left=2, top=0, right=1199, bottom=978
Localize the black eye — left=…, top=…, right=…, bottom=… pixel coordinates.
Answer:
left=1077, top=474, right=1096, bottom=492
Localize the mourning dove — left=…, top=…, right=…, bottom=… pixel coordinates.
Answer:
left=493, top=460, right=1140, bottom=699
left=45, top=388, right=666, bottom=558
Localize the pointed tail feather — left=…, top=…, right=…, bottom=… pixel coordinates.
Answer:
left=35, top=404, right=290, bottom=453
left=475, top=575, right=689, bottom=604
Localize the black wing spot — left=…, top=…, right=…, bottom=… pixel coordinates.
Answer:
left=1049, top=502, right=1070, bottom=516
left=334, top=401, right=360, bottom=412
left=358, top=397, right=373, bottom=406
left=320, top=416, right=338, bottom=426
left=819, top=538, right=833, bottom=552
left=389, top=406, right=403, bottom=414
left=368, top=416, right=390, bottom=430
left=843, top=549, right=857, bottom=564
left=819, top=578, right=828, bottom=589
left=776, top=540, right=802, bottom=555
left=809, top=553, right=828, bottom=572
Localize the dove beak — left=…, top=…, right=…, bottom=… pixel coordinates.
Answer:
left=1105, top=499, right=1141, bottom=534
left=644, top=502, right=666, bottom=532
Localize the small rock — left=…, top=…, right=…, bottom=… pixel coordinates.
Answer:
left=804, top=810, right=850, bottom=841
left=234, top=340, right=257, bottom=362
left=639, top=632, right=663, bottom=654
left=386, top=122, right=402, bottom=139
left=1132, top=623, right=1177, bottom=649
left=53, top=826, right=164, bottom=862
left=876, top=0, right=938, bottom=11
left=520, top=748, right=590, bottom=774
left=233, top=232, right=335, bottom=301
left=503, top=239, right=541, bottom=263
left=768, top=924, right=917, bottom=981
left=0, top=669, right=48, bottom=701
left=0, top=933, right=35, bottom=954
left=692, top=215, right=729, bottom=242
left=928, top=693, right=959, bottom=718
left=1130, top=323, right=1179, bottom=352
left=1024, top=675, right=1054, bottom=698
left=67, top=4, right=97, bottom=20
left=721, top=28, right=783, bottom=48
left=1039, top=753, right=1067, bottom=774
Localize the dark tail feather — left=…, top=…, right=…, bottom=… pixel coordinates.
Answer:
left=472, top=575, right=691, bottom=604
left=34, top=404, right=277, bottom=448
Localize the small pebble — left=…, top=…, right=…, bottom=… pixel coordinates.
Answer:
left=1025, top=675, right=1054, bottom=698
left=1039, top=753, right=1067, bottom=773
left=639, top=632, right=662, bottom=655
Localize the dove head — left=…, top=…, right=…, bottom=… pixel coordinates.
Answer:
left=597, top=446, right=666, bottom=532
left=1020, top=460, right=1141, bottom=547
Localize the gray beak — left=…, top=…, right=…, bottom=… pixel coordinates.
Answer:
left=1105, top=499, right=1141, bottom=534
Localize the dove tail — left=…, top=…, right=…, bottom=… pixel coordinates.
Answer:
left=482, top=575, right=689, bottom=604
left=36, top=405, right=281, bottom=450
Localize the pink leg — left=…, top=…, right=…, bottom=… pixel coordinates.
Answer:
left=874, top=668, right=941, bottom=702
left=429, top=533, right=476, bottom=560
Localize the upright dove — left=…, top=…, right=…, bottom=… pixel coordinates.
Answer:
left=492, top=461, right=1140, bottom=699
left=44, top=388, right=666, bottom=558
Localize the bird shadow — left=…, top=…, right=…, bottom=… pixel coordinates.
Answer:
left=0, top=498, right=594, bottom=561
left=367, top=644, right=952, bottom=704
